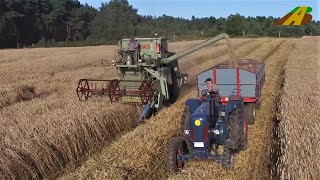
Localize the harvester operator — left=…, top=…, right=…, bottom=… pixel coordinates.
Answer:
left=127, top=36, right=140, bottom=64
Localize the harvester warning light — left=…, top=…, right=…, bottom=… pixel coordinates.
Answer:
left=156, top=43, right=161, bottom=53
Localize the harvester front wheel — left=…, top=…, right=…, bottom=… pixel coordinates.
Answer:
left=167, top=139, right=188, bottom=172
left=245, top=103, right=256, bottom=125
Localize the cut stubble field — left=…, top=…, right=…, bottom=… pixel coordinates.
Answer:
left=0, top=39, right=247, bottom=179
left=1, top=36, right=318, bottom=180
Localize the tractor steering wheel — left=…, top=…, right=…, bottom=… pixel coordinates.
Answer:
left=201, top=90, right=208, bottom=96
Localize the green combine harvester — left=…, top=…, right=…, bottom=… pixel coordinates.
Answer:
left=76, top=33, right=233, bottom=124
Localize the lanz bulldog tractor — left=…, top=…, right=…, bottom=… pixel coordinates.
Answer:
left=76, top=33, right=236, bottom=124
left=168, top=59, right=265, bottom=171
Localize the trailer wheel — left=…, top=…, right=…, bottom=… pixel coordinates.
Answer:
left=256, top=97, right=262, bottom=109
left=167, top=139, right=188, bottom=172
left=225, top=104, right=246, bottom=152
left=245, top=103, right=256, bottom=125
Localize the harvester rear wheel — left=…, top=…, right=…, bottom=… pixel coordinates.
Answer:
left=245, top=103, right=256, bottom=125
left=167, top=138, right=188, bottom=172
left=169, top=71, right=180, bottom=103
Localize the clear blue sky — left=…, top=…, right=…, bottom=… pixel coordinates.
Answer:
left=80, top=0, right=319, bottom=21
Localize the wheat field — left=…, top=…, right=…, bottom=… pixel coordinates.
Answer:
left=0, top=36, right=318, bottom=180
left=0, top=38, right=245, bottom=179
left=274, top=37, right=320, bottom=179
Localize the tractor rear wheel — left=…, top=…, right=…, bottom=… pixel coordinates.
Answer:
left=245, top=103, right=256, bottom=125
left=224, top=104, right=246, bottom=151
left=223, top=104, right=245, bottom=169
left=167, top=138, right=188, bottom=172
left=241, top=117, right=248, bottom=150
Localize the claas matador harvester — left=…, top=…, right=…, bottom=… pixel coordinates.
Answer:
left=76, top=33, right=264, bottom=126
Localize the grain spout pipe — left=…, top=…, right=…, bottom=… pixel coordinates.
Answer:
left=161, top=33, right=234, bottom=65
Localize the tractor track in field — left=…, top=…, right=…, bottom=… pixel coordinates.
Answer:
left=57, top=38, right=278, bottom=180
left=250, top=40, right=295, bottom=180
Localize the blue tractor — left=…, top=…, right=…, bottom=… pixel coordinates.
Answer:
left=167, top=91, right=248, bottom=171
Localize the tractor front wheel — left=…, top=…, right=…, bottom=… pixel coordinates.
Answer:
left=167, top=138, right=188, bottom=172
left=245, top=103, right=256, bottom=125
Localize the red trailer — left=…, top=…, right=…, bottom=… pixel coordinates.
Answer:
left=196, top=59, right=265, bottom=125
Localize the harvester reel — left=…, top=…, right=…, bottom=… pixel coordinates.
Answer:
left=108, top=79, right=121, bottom=102
left=139, top=80, right=154, bottom=104
left=76, top=79, right=92, bottom=101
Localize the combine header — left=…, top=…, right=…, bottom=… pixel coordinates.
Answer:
left=76, top=33, right=234, bottom=124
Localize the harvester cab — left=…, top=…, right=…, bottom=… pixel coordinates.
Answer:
left=76, top=33, right=236, bottom=125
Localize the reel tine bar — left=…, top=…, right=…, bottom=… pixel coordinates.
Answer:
left=76, top=79, right=154, bottom=104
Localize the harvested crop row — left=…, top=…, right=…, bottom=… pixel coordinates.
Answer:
left=58, top=38, right=273, bottom=180
left=274, top=37, right=320, bottom=180
left=0, top=99, right=140, bottom=179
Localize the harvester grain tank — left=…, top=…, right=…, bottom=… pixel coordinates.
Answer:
left=76, top=33, right=236, bottom=124
left=167, top=59, right=265, bottom=171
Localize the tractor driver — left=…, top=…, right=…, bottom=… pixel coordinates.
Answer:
left=205, top=78, right=218, bottom=95
left=127, top=36, right=140, bottom=64
left=201, top=78, right=221, bottom=103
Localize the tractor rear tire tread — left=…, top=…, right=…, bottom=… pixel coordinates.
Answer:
left=225, top=104, right=246, bottom=153
left=245, top=103, right=256, bottom=125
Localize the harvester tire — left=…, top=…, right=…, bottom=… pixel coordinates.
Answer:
left=170, top=71, right=180, bottom=103
left=245, top=103, right=256, bottom=125
left=225, top=104, right=246, bottom=153
left=167, top=139, right=188, bottom=172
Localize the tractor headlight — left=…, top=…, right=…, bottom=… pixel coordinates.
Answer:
left=195, top=120, right=201, bottom=126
